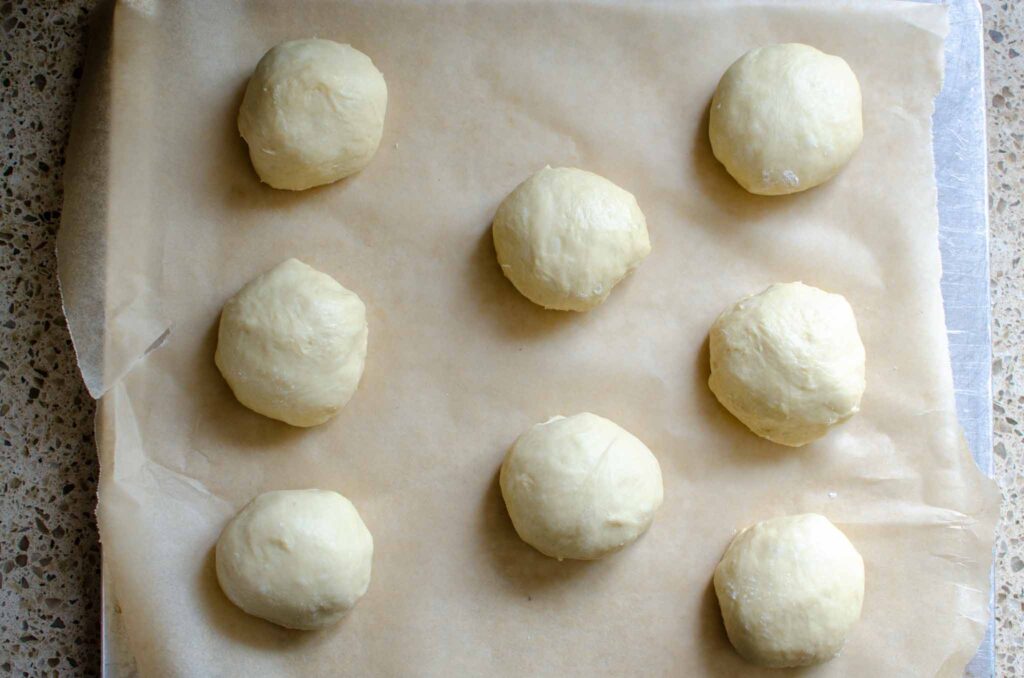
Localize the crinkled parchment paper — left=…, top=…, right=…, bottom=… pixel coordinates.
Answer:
left=57, top=1, right=998, bottom=675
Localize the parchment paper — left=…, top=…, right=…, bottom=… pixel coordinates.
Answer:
left=58, top=1, right=999, bottom=675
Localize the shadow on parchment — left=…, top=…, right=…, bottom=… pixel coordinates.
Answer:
left=693, top=573, right=819, bottom=677
left=690, top=333, right=824, bottom=464
left=188, top=312, right=310, bottom=452
left=465, top=224, right=640, bottom=342
left=695, top=576, right=737, bottom=676
left=476, top=466, right=602, bottom=597
left=196, top=545, right=335, bottom=652
left=688, top=97, right=818, bottom=222
left=207, top=78, right=362, bottom=214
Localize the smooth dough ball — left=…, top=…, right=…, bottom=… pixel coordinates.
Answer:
left=216, top=489, right=374, bottom=630
left=709, top=43, right=863, bottom=195
left=215, top=258, right=368, bottom=427
left=238, top=39, right=388, bottom=191
left=714, top=514, right=865, bottom=667
left=492, top=166, right=651, bottom=312
left=708, top=282, right=865, bottom=447
left=499, top=412, right=663, bottom=560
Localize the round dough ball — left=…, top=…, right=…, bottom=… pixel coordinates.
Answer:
left=215, top=258, right=368, bottom=427
left=238, top=39, right=388, bottom=191
left=713, top=513, right=865, bottom=667
left=492, top=166, right=651, bottom=312
left=708, top=282, right=865, bottom=447
left=499, top=412, right=663, bottom=560
left=709, top=43, right=863, bottom=195
left=216, top=489, right=373, bottom=630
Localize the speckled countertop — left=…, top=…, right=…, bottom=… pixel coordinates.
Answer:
left=986, top=1, right=1024, bottom=672
left=0, top=1, right=1021, bottom=676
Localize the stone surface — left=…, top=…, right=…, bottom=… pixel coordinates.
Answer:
left=1, top=2, right=101, bottom=676
left=984, top=2, right=1024, bottom=675
left=0, top=1, right=1020, bottom=676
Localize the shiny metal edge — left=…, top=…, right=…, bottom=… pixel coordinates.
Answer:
left=101, top=1, right=994, bottom=675
left=932, top=1, right=995, bottom=676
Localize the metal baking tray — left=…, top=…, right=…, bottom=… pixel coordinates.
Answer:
left=933, top=1, right=994, bottom=675
left=98, top=0, right=994, bottom=675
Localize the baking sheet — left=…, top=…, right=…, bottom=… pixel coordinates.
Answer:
left=58, top=1, right=999, bottom=676
left=932, top=2, right=996, bottom=675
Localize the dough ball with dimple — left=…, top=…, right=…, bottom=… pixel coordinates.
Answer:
left=708, top=282, right=865, bottom=447
left=709, top=43, right=863, bottom=195
left=714, top=513, right=865, bottom=668
left=499, top=413, right=663, bottom=560
left=216, top=489, right=373, bottom=630
left=238, top=39, right=388, bottom=191
left=492, top=167, right=651, bottom=312
left=215, top=258, right=368, bottom=427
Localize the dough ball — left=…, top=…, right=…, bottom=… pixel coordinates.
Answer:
left=708, top=282, right=865, bottom=447
left=492, top=166, right=651, bottom=312
left=713, top=514, right=865, bottom=667
left=216, top=489, right=373, bottom=630
left=215, top=258, right=368, bottom=427
left=500, top=412, right=663, bottom=560
left=709, top=43, right=863, bottom=195
left=238, top=39, right=388, bottom=191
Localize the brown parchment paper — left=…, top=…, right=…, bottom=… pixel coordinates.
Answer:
left=57, top=1, right=999, bottom=675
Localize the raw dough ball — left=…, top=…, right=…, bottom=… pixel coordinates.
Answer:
left=492, top=166, right=651, bottom=312
left=216, top=489, right=373, bottom=630
left=708, top=282, right=865, bottom=447
left=709, top=43, right=863, bottom=195
left=499, top=412, right=663, bottom=560
left=215, top=258, right=368, bottom=427
left=713, top=513, right=865, bottom=667
left=238, top=39, right=388, bottom=191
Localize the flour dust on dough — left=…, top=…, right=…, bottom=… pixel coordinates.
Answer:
left=709, top=43, right=863, bottom=195
left=713, top=513, right=865, bottom=667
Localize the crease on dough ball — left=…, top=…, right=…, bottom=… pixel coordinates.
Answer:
left=709, top=43, right=863, bottom=195
left=216, top=489, right=374, bottom=630
left=492, top=166, right=651, bottom=312
left=215, top=258, right=368, bottom=427
left=499, top=412, right=664, bottom=560
left=713, top=513, right=865, bottom=668
left=707, top=282, right=866, bottom=446
left=238, top=38, right=388, bottom=191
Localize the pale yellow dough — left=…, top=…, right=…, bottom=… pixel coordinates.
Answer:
left=708, top=282, right=866, bottom=447
left=500, top=413, right=663, bottom=560
left=709, top=43, right=863, bottom=195
left=215, top=258, right=368, bottom=427
left=714, top=514, right=865, bottom=668
left=238, top=39, right=387, bottom=191
left=492, top=167, right=651, bottom=312
left=216, top=489, right=373, bottom=630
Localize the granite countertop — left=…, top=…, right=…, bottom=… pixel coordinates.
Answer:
left=986, top=2, right=1024, bottom=671
left=0, top=1, right=1021, bottom=675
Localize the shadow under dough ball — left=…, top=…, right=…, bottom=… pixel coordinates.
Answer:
left=238, top=38, right=388, bottom=191
left=709, top=43, right=863, bottom=195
